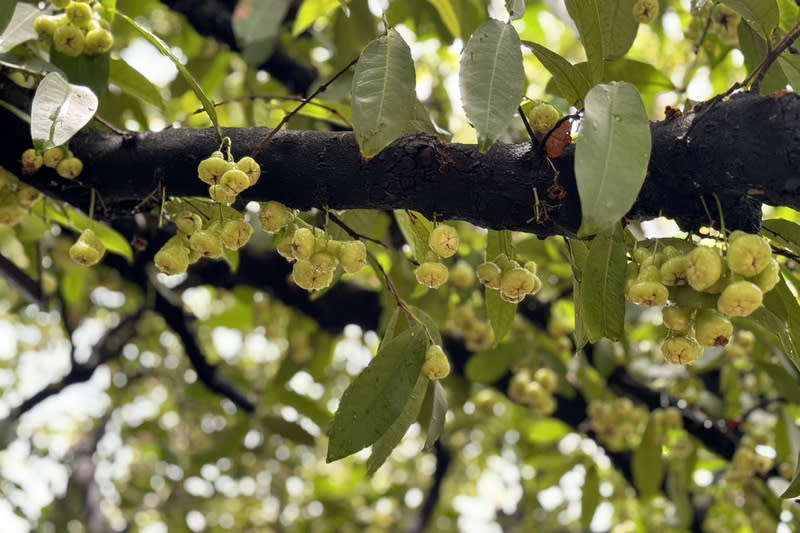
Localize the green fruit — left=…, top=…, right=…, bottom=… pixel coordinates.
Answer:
left=50, top=0, right=71, bottom=8
left=259, top=201, right=292, bottom=233
left=726, top=233, right=772, bottom=276
left=236, top=156, right=261, bottom=186
left=717, top=280, right=763, bottom=317
left=219, top=169, right=250, bottom=194
left=155, top=237, right=190, bottom=275
left=750, top=257, right=780, bottom=293
left=221, top=219, right=253, bottom=250
left=527, top=102, right=559, bottom=139
left=686, top=246, right=722, bottom=291
left=291, top=228, right=316, bottom=261
left=174, top=210, right=203, bottom=234
left=56, top=157, right=83, bottom=179
left=633, top=247, right=651, bottom=264
left=53, top=24, right=85, bottom=56
left=662, top=335, right=703, bottom=365
left=415, top=262, right=449, bottom=289
left=429, top=224, right=460, bottom=258
left=627, top=280, right=669, bottom=306
left=339, top=241, right=367, bottom=273
left=499, top=267, right=538, bottom=303
left=662, top=305, right=692, bottom=335
left=275, top=234, right=295, bottom=260
left=450, top=261, right=474, bottom=289
left=197, top=156, right=232, bottom=184
left=17, top=185, right=41, bottom=207
left=190, top=229, right=223, bottom=259
left=309, top=251, right=339, bottom=273
left=524, top=261, right=538, bottom=274
left=43, top=146, right=67, bottom=168
left=0, top=200, right=25, bottom=226
left=712, top=3, right=742, bottom=30
left=21, top=149, right=43, bottom=174
left=69, top=228, right=105, bottom=266
left=84, top=28, right=114, bottom=55
left=632, top=0, right=659, bottom=23
left=476, top=261, right=502, bottom=289
left=422, top=344, right=450, bottom=380
left=208, top=184, right=236, bottom=204
left=65, top=1, right=93, bottom=27
left=292, top=260, right=333, bottom=291
left=34, top=16, right=58, bottom=40
left=694, top=308, right=733, bottom=347
left=660, top=255, right=688, bottom=286
left=534, top=367, right=558, bottom=393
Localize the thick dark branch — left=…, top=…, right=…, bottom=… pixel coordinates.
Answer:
left=5, top=90, right=797, bottom=237
left=0, top=252, right=43, bottom=306
left=159, top=0, right=317, bottom=94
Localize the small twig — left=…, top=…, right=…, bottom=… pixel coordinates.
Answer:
left=189, top=94, right=353, bottom=129
left=91, top=115, right=126, bottom=135
left=251, top=55, right=360, bottom=157
left=327, top=210, right=418, bottom=265
left=518, top=105, right=537, bottom=148
left=366, top=248, right=414, bottom=318
left=536, top=113, right=578, bottom=157
left=748, top=19, right=800, bottom=93
left=692, top=9, right=714, bottom=56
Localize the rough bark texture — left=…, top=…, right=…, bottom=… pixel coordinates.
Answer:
left=2, top=74, right=797, bottom=238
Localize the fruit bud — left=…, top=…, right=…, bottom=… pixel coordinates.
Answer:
left=208, top=184, right=236, bottom=204
left=422, top=344, right=450, bottom=380
left=69, top=228, right=105, bottom=267
left=42, top=146, right=67, bottom=168
left=21, top=149, right=43, bottom=174
left=84, top=28, right=114, bottom=55
left=174, top=210, right=203, bottom=234
left=632, top=0, right=659, bottom=23
left=527, top=102, right=560, bottom=139
left=662, top=305, right=692, bottom=335
left=259, top=201, right=292, bottom=233
left=751, top=257, right=780, bottom=293
left=338, top=241, right=367, bottom=273
left=661, top=335, right=703, bottom=365
left=627, top=280, right=669, bottom=306
left=236, top=156, right=261, bottom=186
left=221, top=219, right=253, bottom=250
left=190, top=228, right=223, bottom=259
left=197, top=156, right=232, bottom=184
left=428, top=224, right=460, bottom=258
left=476, top=261, right=502, bottom=289
left=155, top=237, right=190, bottom=275
left=309, top=251, right=339, bottom=273
left=660, top=255, right=688, bottom=286
left=694, top=308, right=733, bottom=347
left=450, top=260, right=475, bottom=289
left=219, top=169, right=251, bottom=194
left=415, top=262, right=449, bottom=289
left=53, top=24, right=85, bottom=57
left=56, top=157, right=83, bottom=179
left=500, top=267, right=539, bottom=303
left=65, top=1, right=92, bottom=27
left=533, top=367, right=558, bottom=393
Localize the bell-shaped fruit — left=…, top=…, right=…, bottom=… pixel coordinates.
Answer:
left=717, top=280, right=763, bottom=317
left=694, top=308, right=733, bottom=347
left=686, top=246, right=722, bottom=291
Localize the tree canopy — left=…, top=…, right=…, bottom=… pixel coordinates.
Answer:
left=2, top=0, right=800, bottom=532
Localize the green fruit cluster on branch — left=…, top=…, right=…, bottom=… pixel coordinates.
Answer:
left=69, top=228, right=105, bottom=266
left=21, top=145, right=83, bottom=180
left=508, top=366, right=558, bottom=416
left=477, top=253, right=542, bottom=303
left=587, top=397, right=649, bottom=451
left=626, top=232, right=780, bottom=366
left=35, top=1, right=114, bottom=57
left=413, top=224, right=462, bottom=290
left=0, top=167, right=41, bottom=227
left=198, top=151, right=261, bottom=203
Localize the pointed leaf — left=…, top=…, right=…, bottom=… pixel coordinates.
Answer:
left=505, top=0, right=526, bottom=20
left=576, top=82, right=651, bottom=236
left=780, top=450, right=800, bottom=498
left=31, top=72, right=98, bottom=151
left=422, top=380, right=447, bottom=451
left=0, top=3, right=39, bottom=53
left=485, top=230, right=517, bottom=342
left=720, top=0, right=779, bottom=41
left=581, top=224, right=626, bottom=342
left=523, top=41, right=592, bottom=107
left=460, top=19, right=524, bottom=152
left=427, top=0, right=461, bottom=38
left=232, top=0, right=291, bottom=66
left=50, top=49, right=110, bottom=99
left=293, top=0, right=347, bottom=37
left=262, top=415, right=315, bottom=445
left=564, top=0, right=604, bottom=83
left=352, top=29, right=416, bottom=158
left=394, top=210, right=433, bottom=262
left=109, top=57, right=164, bottom=108
left=466, top=340, right=527, bottom=383
left=581, top=465, right=600, bottom=529
left=367, top=373, right=429, bottom=474
left=597, top=0, right=639, bottom=60
left=632, top=418, right=664, bottom=497
left=327, top=323, right=429, bottom=462
left=763, top=218, right=800, bottom=257
left=0, top=1, right=15, bottom=35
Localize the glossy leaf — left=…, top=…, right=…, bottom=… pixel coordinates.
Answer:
left=367, top=373, right=428, bottom=474
left=720, top=0, right=779, bottom=41
left=352, top=30, right=415, bottom=158
left=523, top=41, right=592, bottom=107
left=581, top=224, right=626, bottom=342
left=564, top=0, right=604, bottom=83
left=632, top=418, right=664, bottom=497
left=50, top=49, right=110, bottom=99
left=232, top=0, right=291, bottom=66
left=32, top=200, right=134, bottom=262
left=394, top=210, right=433, bottom=262
left=460, top=19, right=524, bottom=152
left=327, top=323, right=429, bottom=462
left=576, top=82, right=651, bottom=236
left=109, top=57, right=164, bottom=108
left=421, top=380, right=447, bottom=451
left=0, top=2, right=38, bottom=53
left=30, top=72, right=98, bottom=151
left=428, top=0, right=461, bottom=38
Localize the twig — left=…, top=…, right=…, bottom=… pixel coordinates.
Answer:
left=189, top=94, right=353, bottom=129
left=749, top=19, right=800, bottom=93
left=518, top=105, right=537, bottom=148
left=327, top=210, right=417, bottom=265
left=251, top=55, right=360, bottom=157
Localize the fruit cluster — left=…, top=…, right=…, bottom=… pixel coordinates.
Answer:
left=685, top=3, right=742, bottom=47
left=34, top=1, right=114, bottom=57
left=508, top=367, right=558, bottom=416
left=21, top=146, right=83, bottom=179
left=625, top=232, right=779, bottom=365
left=414, top=224, right=461, bottom=289
left=476, top=253, right=542, bottom=303
left=197, top=151, right=261, bottom=204
left=588, top=397, right=649, bottom=451
left=259, top=201, right=368, bottom=292
left=443, top=305, right=495, bottom=352
left=0, top=167, right=41, bottom=227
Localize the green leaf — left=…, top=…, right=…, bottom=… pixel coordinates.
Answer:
left=737, top=21, right=787, bottom=94
left=523, top=41, right=592, bottom=107
left=780, top=450, right=800, bottom=498
left=327, top=323, right=429, bottom=462
left=100, top=0, right=116, bottom=22
left=720, top=0, right=780, bottom=41
left=293, top=0, right=346, bottom=37
left=30, top=72, right=98, bottom=151
left=597, top=0, right=639, bottom=60
left=632, top=418, right=664, bottom=498
left=564, top=0, right=604, bottom=83
left=402, top=99, right=452, bottom=139
left=32, top=200, right=134, bottom=262
left=232, top=0, right=291, bottom=66
left=524, top=418, right=572, bottom=444
left=269, top=98, right=353, bottom=128
left=581, top=465, right=600, bottom=530
left=262, top=415, right=316, bottom=445
left=666, top=461, right=694, bottom=527
left=459, top=19, right=524, bottom=152
left=0, top=53, right=64, bottom=77
left=0, top=3, right=39, bottom=53
left=421, top=380, right=447, bottom=451
left=367, top=372, right=429, bottom=474
left=485, top=230, right=517, bottom=343
left=756, top=362, right=800, bottom=404
left=427, top=0, right=461, bottom=38
left=602, top=59, right=675, bottom=93
left=465, top=340, right=527, bottom=383
left=581, top=224, right=626, bottom=342
left=50, top=49, right=110, bottom=99
left=394, top=210, right=433, bottom=262
left=117, top=11, right=221, bottom=137
left=0, top=0, right=15, bottom=35
left=352, top=29, right=416, bottom=158
left=763, top=219, right=800, bottom=257
left=109, top=57, right=164, bottom=109
left=505, top=0, right=525, bottom=20
left=769, top=275, right=800, bottom=372
left=486, top=229, right=513, bottom=261
left=576, top=81, right=651, bottom=236
left=409, top=306, right=443, bottom=345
